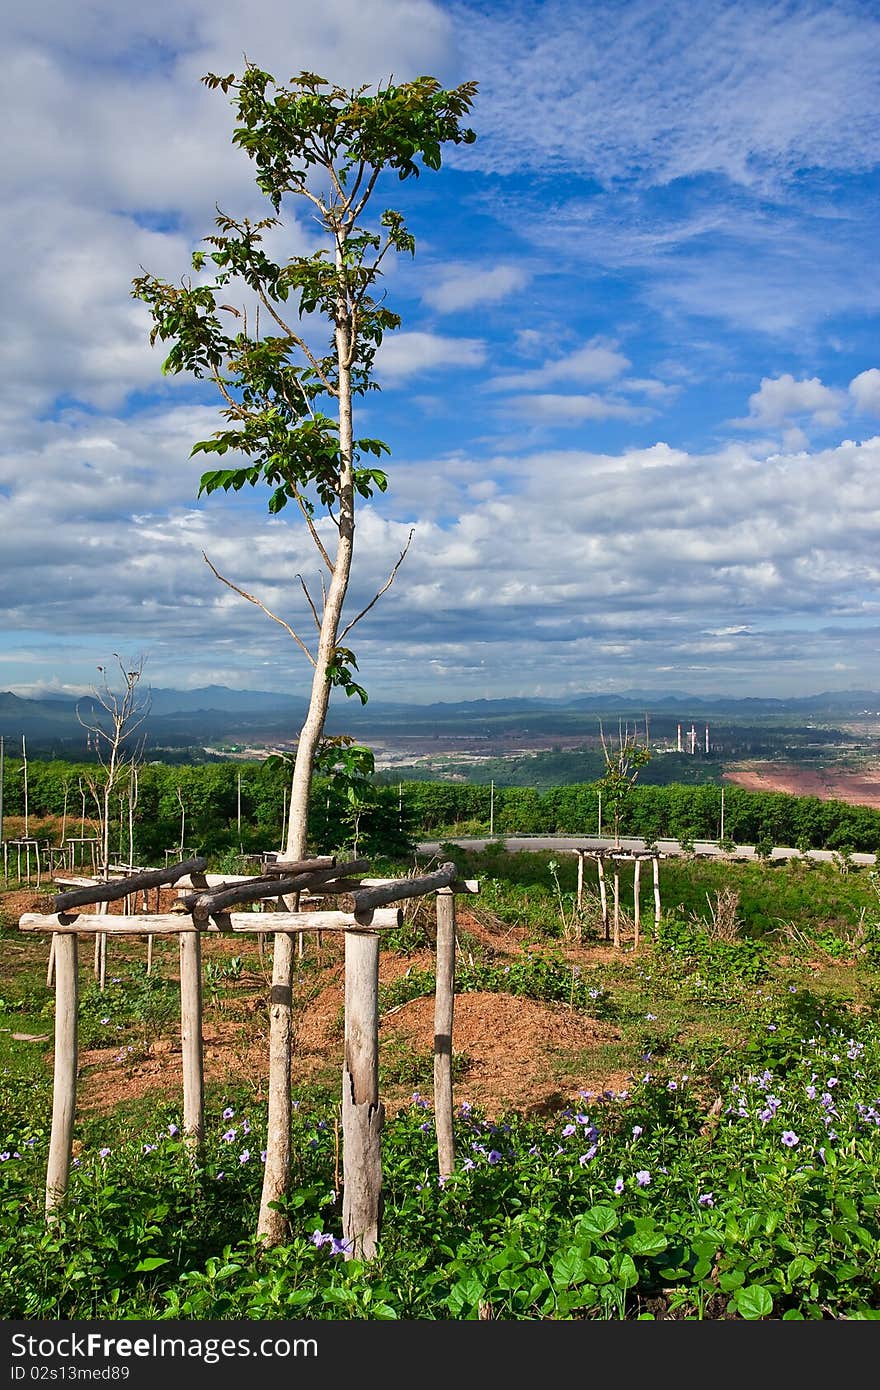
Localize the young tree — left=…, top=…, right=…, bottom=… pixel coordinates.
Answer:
left=76, top=655, right=150, bottom=876
left=132, top=64, right=477, bottom=1243
left=597, top=719, right=651, bottom=848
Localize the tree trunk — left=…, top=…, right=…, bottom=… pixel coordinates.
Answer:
left=257, top=251, right=356, bottom=1246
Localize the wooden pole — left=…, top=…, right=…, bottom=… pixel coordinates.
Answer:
left=613, top=867, right=620, bottom=949
left=597, top=856, right=609, bottom=940
left=46, top=935, right=55, bottom=987
left=22, top=735, right=28, bottom=839
left=576, top=850, right=584, bottom=910
left=342, top=928, right=383, bottom=1260
left=0, top=735, right=5, bottom=854
left=179, top=927, right=205, bottom=1147
left=633, top=857, right=641, bottom=951
left=45, top=932, right=78, bottom=1216
left=434, top=888, right=456, bottom=1179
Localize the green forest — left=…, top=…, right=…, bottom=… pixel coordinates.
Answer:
left=3, top=757, right=880, bottom=861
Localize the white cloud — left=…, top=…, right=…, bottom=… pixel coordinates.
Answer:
left=850, top=368, right=880, bottom=415
left=740, top=374, right=845, bottom=431
left=488, top=339, right=631, bottom=392
left=422, top=263, right=529, bottom=313
left=376, top=331, right=487, bottom=382
left=508, top=394, right=648, bottom=424
left=451, top=0, right=880, bottom=188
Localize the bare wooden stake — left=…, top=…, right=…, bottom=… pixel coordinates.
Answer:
left=46, top=932, right=78, bottom=1217
left=576, top=850, right=584, bottom=912
left=342, top=928, right=383, bottom=1261
left=434, top=888, right=456, bottom=1179
left=653, top=854, right=661, bottom=927
left=597, top=856, right=609, bottom=940
left=46, top=936, right=55, bottom=988
left=633, top=856, right=641, bottom=951
left=179, top=928, right=205, bottom=1148
left=613, top=868, right=620, bottom=949
left=146, top=934, right=154, bottom=975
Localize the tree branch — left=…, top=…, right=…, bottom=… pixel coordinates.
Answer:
left=339, top=527, right=415, bottom=640
left=202, top=552, right=316, bottom=666
left=297, top=573, right=322, bottom=630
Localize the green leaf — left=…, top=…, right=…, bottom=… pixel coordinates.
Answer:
left=134, top=1256, right=170, bottom=1273
left=626, top=1230, right=669, bottom=1258
left=576, top=1204, right=619, bottom=1239
left=732, top=1284, right=773, bottom=1319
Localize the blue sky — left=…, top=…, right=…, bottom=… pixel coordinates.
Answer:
left=2, top=0, right=879, bottom=703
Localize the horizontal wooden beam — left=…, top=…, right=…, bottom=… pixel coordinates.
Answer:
left=19, top=908, right=403, bottom=935
left=358, top=876, right=480, bottom=895
left=52, top=857, right=207, bottom=912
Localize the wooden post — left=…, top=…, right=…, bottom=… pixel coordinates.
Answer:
left=179, top=928, right=205, bottom=1147
left=597, top=856, right=609, bottom=940
left=633, top=857, right=641, bottom=951
left=45, top=932, right=78, bottom=1216
left=653, top=854, right=661, bottom=927
left=46, top=935, right=55, bottom=988
left=342, top=927, right=383, bottom=1261
left=613, top=867, right=620, bottom=949
left=146, top=935, right=154, bottom=975
left=576, top=850, right=584, bottom=911
left=434, top=888, right=456, bottom=1179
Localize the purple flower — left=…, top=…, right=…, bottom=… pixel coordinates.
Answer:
left=462, top=1157, right=475, bottom=1171
left=632, top=1125, right=643, bottom=1138
left=579, top=1146, right=598, bottom=1165
left=614, top=1177, right=625, bottom=1195
left=636, top=1170, right=651, bottom=1187
left=698, top=1192, right=714, bottom=1207
left=142, top=1144, right=157, bottom=1154
left=487, top=1150, right=502, bottom=1165
left=222, top=1128, right=236, bottom=1143
left=0, top=1153, right=9, bottom=1162
left=98, top=1147, right=111, bottom=1158
left=562, top=1124, right=576, bottom=1138
left=239, top=1149, right=250, bottom=1164
left=260, top=1150, right=267, bottom=1163
left=168, top=1123, right=179, bottom=1137
left=781, top=1131, right=799, bottom=1148
left=222, top=1107, right=234, bottom=1119
left=667, top=1081, right=678, bottom=1091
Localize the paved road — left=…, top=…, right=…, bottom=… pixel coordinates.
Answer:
left=417, top=834, right=877, bottom=867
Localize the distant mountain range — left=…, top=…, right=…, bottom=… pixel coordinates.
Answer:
left=1, top=684, right=878, bottom=756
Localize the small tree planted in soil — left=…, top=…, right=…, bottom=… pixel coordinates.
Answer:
left=133, top=64, right=477, bottom=1243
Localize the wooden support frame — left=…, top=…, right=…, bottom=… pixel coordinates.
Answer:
left=22, top=864, right=481, bottom=1261
left=576, top=848, right=662, bottom=950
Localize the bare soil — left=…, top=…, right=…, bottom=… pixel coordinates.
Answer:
left=723, top=760, right=880, bottom=808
